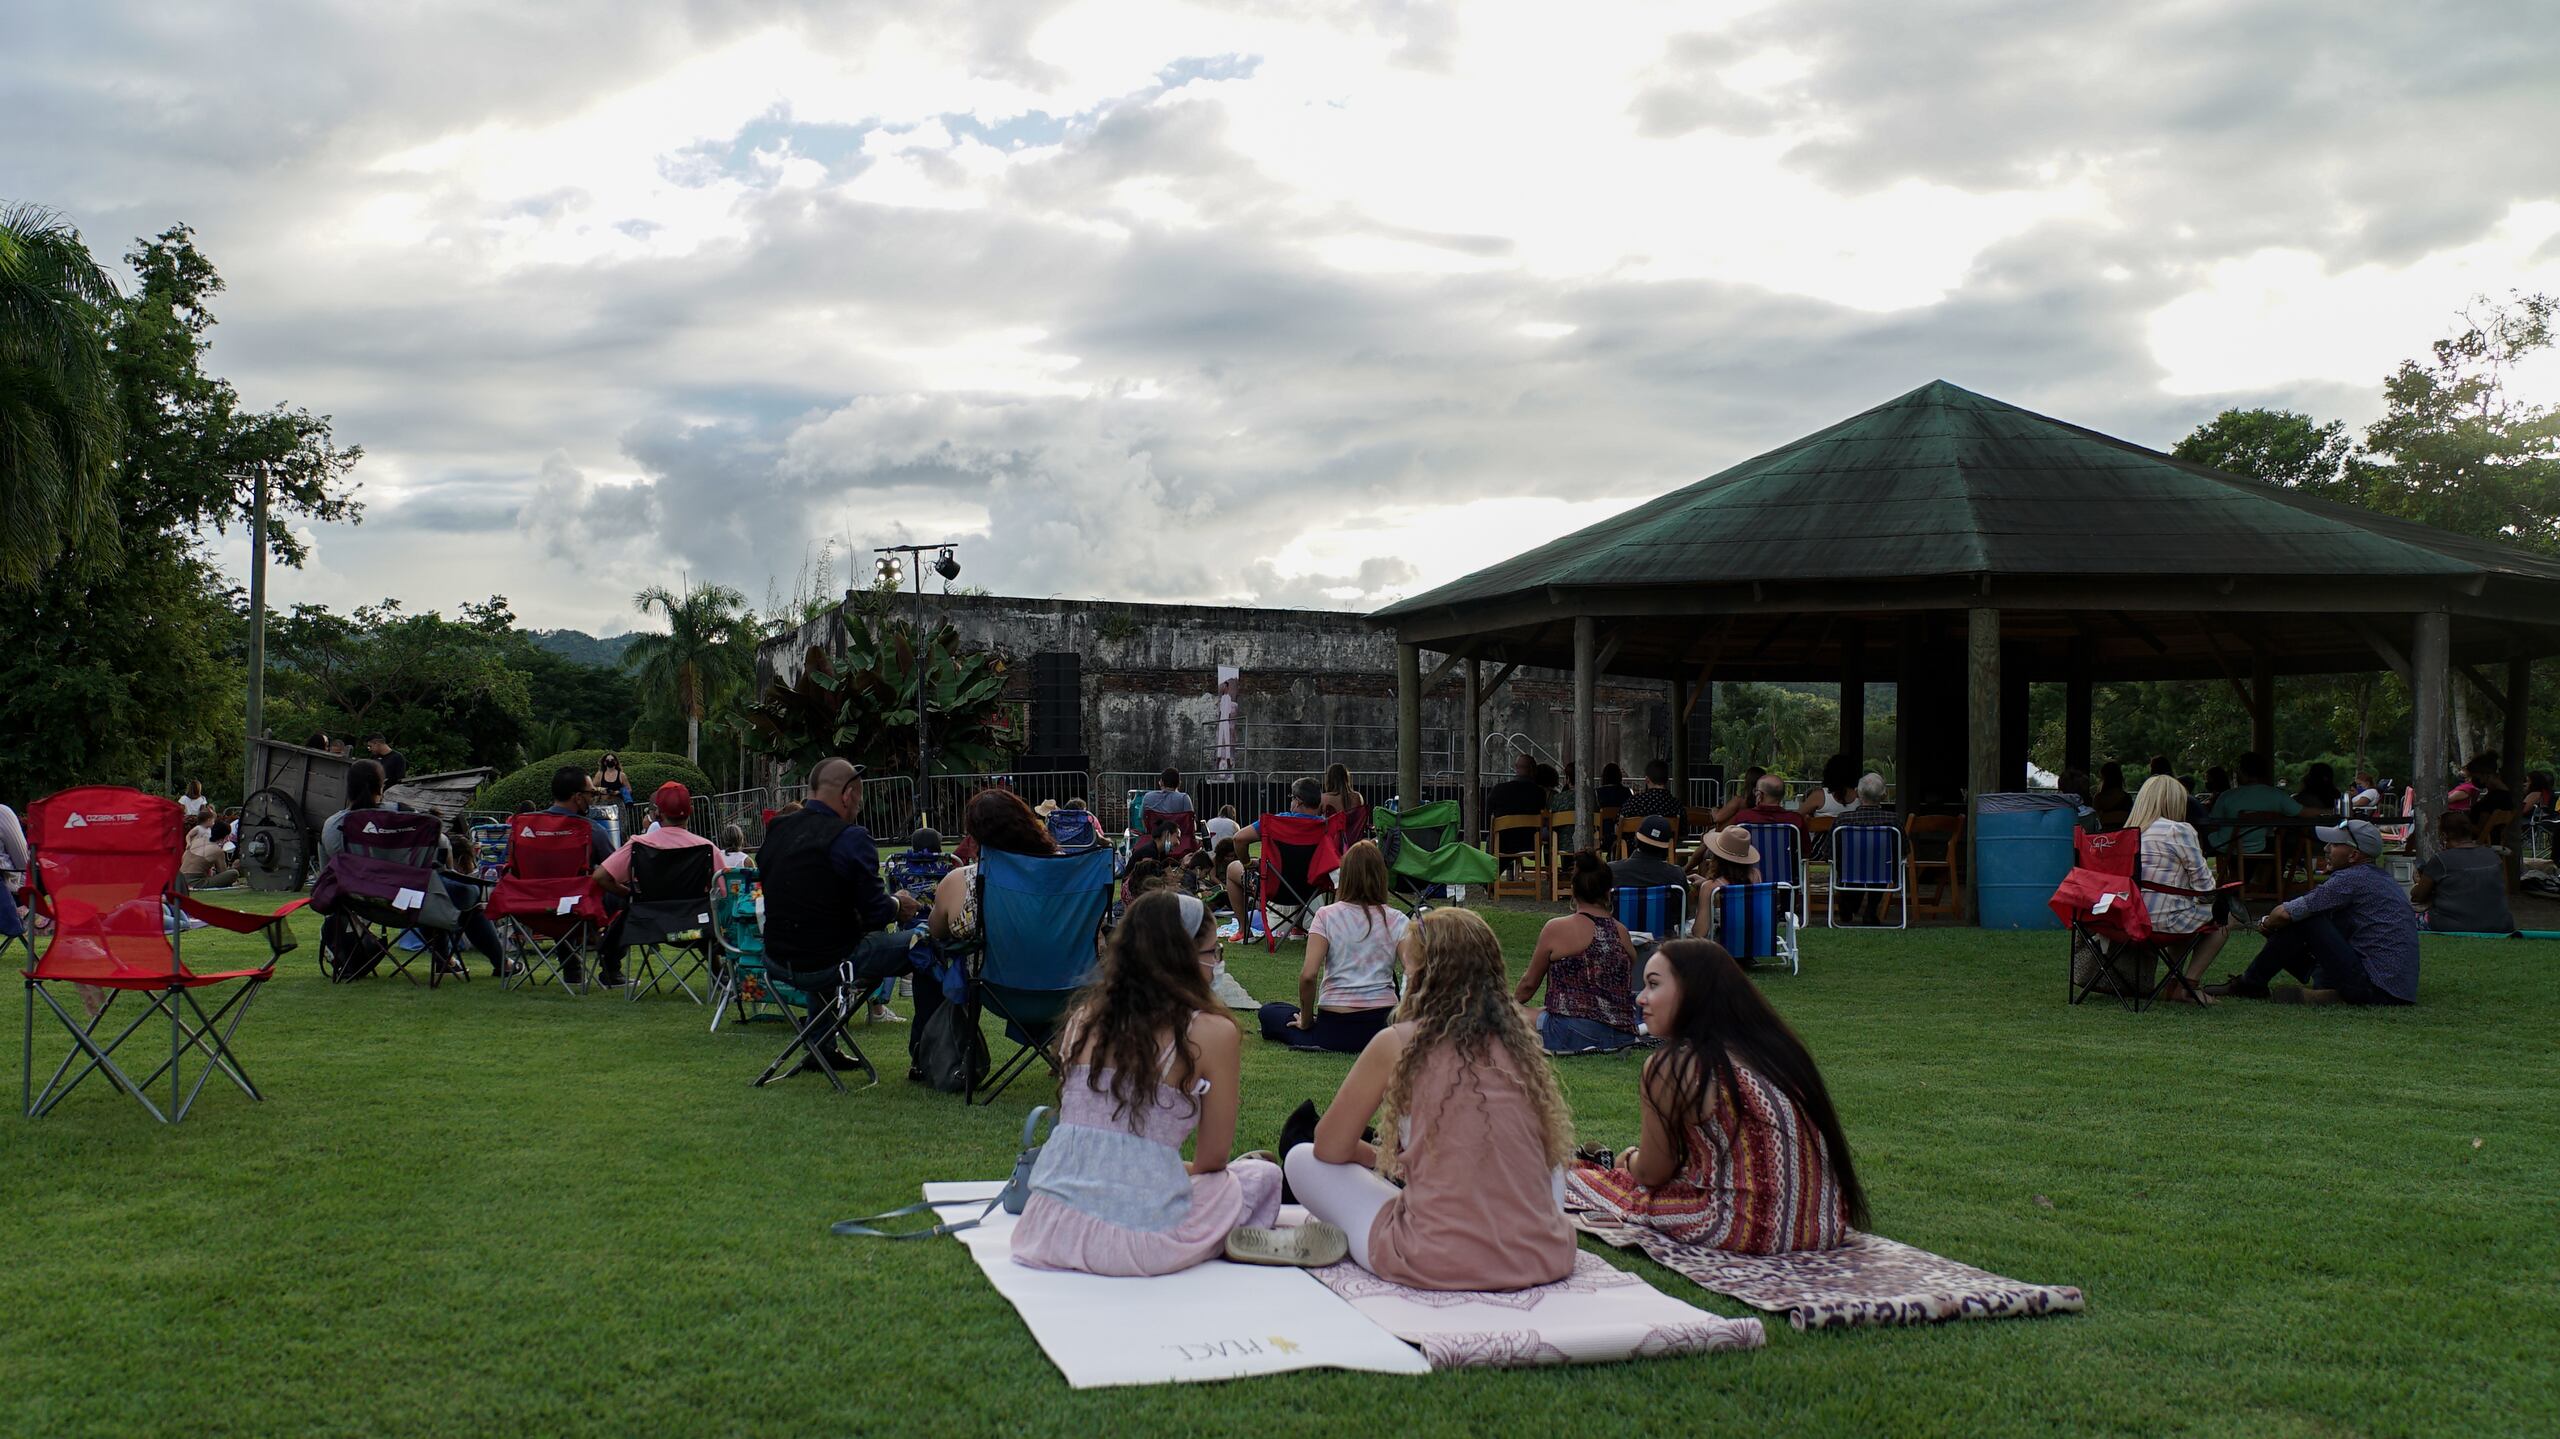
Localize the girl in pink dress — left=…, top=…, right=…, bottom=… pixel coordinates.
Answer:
left=1010, top=892, right=1283, bottom=1276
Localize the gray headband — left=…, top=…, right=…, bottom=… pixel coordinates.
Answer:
left=1176, top=892, right=1207, bottom=935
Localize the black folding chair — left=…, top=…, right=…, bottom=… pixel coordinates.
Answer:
left=620, top=844, right=716, bottom=1004
left=752, top=959, right=878, bottom=1092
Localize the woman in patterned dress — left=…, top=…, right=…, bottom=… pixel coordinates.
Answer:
left=1563, top=939, right=1865, bottom=1254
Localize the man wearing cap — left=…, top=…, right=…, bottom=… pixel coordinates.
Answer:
left=1611, top=815, right=1688, bottom=893
left=757, top=758, right=921, bottom=1076
left=592, top=782, right=727, bottom=990
left=2207, top=819, right=2418, bottom=1005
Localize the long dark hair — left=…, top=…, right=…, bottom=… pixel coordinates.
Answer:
left=1820, top=753, right=1856, bottom=803
left=964, top=789, right=1057, bottom=857
left=1066, top=892, right=1226, bottom=1121
left=1642, top=939, right=1867, bottom=1227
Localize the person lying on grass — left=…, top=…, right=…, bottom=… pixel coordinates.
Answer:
left=1010, top=892, right=1289, bottom=1278
left=1564, top=939, right=1865, bottom=1254
left=1257, top=839, right=1408, bottom=1055
left=1231, top=907, right=1578, bottom=1289
left=1516, top=850, right=1643, bottom=1054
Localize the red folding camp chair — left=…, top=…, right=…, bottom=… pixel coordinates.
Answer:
left=486, top=812, right=606, bottom=993
left=2052, top=828, right=2235, bottom=1011
left=21, top=786, right=306, bottom=1123
left=1254, top=813, right=1341, bottom=952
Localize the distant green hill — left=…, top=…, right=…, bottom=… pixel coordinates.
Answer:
left=525, top=629, right=639, bottom=668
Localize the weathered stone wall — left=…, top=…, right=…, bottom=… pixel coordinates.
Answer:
left=758, top=592, right=1673, bottom=788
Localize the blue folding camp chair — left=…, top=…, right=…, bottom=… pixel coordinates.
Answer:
left=1743, top=822, right=1809, bottom=926
left=1, top=884, right=33, bottom=974
left=970, top=846, right=1114, bottom=1106
left=707, top=869, right=796, bottom=1033
left=1613, top=883, right=1688, bottom=943
left=1714, top=881, right=1800, bottom=976
left=1826, top=824, right=1907, bottom=928
left=1044, top=808, right=1104, bottom=852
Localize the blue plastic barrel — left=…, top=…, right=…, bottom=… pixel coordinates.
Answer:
left=1975, top=796, right=2080, bottom=930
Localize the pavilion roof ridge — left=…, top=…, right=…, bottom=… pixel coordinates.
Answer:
left=1372, top=379, right=2560, bottom=621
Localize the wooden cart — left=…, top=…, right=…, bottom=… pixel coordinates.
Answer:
left=236, top=738, right=496, bottom=891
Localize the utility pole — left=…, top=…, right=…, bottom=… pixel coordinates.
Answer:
left=874, top=541, right=962, bottom=828
left=242, top=463, right=270, bottom=798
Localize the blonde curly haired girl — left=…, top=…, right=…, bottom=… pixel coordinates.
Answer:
left=1231, top=907, right=1579, bottom=1289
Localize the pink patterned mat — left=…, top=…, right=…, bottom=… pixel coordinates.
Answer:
left=1568, top=1214, right=2085, bottom=1331
left=1308, top=1251, right=1765, bottom=1368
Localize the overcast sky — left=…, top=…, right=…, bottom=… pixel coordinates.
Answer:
left=13, top=1, right=2560, bottom=634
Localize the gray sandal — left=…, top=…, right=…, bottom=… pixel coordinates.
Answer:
left=1225, top=1221, right=1350, bottom=1268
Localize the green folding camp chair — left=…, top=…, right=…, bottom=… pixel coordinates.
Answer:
left=1372, top=801, right=1497, bottom=913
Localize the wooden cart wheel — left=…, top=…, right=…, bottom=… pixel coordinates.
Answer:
left=238, top=786, right=311, bottom=892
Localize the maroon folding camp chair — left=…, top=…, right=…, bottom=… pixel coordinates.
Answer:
left=486, top=812, right=605, bottom=993
left=1254, top=813, right=1342, bottom=952
left=2053, top=827, right=2237, bottom=1010
left=22, top=786, right=306, bottom=1123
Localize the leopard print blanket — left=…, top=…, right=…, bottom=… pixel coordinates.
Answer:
left=1568, top=1214, right=2084, bottom=1331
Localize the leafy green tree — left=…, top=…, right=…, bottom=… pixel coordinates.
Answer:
left=625, top=581, right=757, bottom=765
left=0, top=204, right=122, bottom=585
left=0, top=221, right=361, bottom=802
left=2171, top=407, right=2354, bottom=496
left=266, top=598, right=533, bottom=774
left=2351, top=291, right=2560, bottom=554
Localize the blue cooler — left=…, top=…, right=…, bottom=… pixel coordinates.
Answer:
left=1975, top=793, right=2080, bottom=930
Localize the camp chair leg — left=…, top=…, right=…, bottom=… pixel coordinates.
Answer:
left=755, top=991, right=874, bottom=1092
left=123, top=982, right=265, bottom=1119
left=25, top=984, right=171, bottom=1123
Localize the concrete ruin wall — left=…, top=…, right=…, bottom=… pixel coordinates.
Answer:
left=758, top=592, right=1674, bottom=789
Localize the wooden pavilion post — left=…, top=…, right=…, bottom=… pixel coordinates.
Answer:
left=2064, top=655, right=2093, bottom=777
left=1572, top=617, right=1597, bottom=852
left=1461, top=658, right=1483, bottom=843
left=1669, top=676, right=1690, bottom=808
left=1395, top=641, right=1422, bottom=813
left=1838, top=622, right=1865, bottom=772
left=2251, top=651, right=2276, bottom=767
left=2504, top=649, right=2531, bottom=884
left=1966, top=607, right=2001, bottom=923
left=2410, top=611, right=2449, bottom=863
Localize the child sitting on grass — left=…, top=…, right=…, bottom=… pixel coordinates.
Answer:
left=1009, top=892, right=1300, bottom=1277
left=1232, top=907, right=1577, bottom=1288
left=1563, top=939, right=1863, bottom=1254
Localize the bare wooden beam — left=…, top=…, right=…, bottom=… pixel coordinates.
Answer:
left=2345, top=618, right=2414, bottom=684
left=1595, top=630, right=1623, bottom=674
left=2109, top=610, right=2170, bottom=656
left=1682, top=621, right=1734, bottom=720
left=1745, top=611, right=1800, bottom=662
left=1420, top=639, right=1479, bottom=691
left=2454, top=661, right=2509, bottom=716
left=1478, top=660, right=1522, bottom=706
left=2194, top=618, right=2257, bottom=712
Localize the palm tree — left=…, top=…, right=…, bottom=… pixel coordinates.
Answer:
left=625, top=581, right=756, bottom=765
left=0, top=204, right=123, bottom=586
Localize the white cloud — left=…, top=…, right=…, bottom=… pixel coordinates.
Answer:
left=13, top=0, right=2560, bottom=631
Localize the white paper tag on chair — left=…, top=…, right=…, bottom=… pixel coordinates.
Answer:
left=2091, top=892, right=2117, bottom=914
left=556, top=895, right=578, bottom=915
left=392, top=887, right=426, bottom=911
left=698, top=912, right=712, bottom=925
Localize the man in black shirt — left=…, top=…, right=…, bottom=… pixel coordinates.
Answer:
left=365, top=733, right=407, bottom=786
left=1484, top=752, right=1549, bottom=857
left=1619, top=758, right=1683, bottom=822
left=756, top=757, right=919, bottom=1079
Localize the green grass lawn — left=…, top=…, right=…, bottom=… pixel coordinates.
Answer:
left=4, top=899, right=2554, bottom=1438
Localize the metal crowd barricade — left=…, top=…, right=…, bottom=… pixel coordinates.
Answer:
left=1686, top=778, right=1725, bottom=813
left=920, top=772, right=1091, bottom=833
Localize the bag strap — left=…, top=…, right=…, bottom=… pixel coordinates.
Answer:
left=831, top=1105, right=1055, bottom=1240
left=830, top=1194, right=1001, bottom=1241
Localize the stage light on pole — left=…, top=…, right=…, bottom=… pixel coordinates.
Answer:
left=933, top=547, right=961, bottom=583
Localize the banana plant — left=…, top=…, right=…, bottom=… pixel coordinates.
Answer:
left=744, top=611, right=1016, bottom=780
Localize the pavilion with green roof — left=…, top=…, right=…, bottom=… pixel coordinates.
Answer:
left=1372, top=381, right=2560, bottom=919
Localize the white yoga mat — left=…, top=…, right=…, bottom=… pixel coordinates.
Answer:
left=1309, top=1248, right=1765, bottom=1368
left=922, top=1182, right=1432, bottom=1389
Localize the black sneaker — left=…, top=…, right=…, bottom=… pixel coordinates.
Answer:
left=561, top=963, right=585, bottom=986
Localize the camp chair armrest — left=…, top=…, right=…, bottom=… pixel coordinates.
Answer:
left=175, top=894, right=310, bottom=932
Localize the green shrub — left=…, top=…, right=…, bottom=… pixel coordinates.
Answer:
left=473, top=750, right=712, bottom=814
